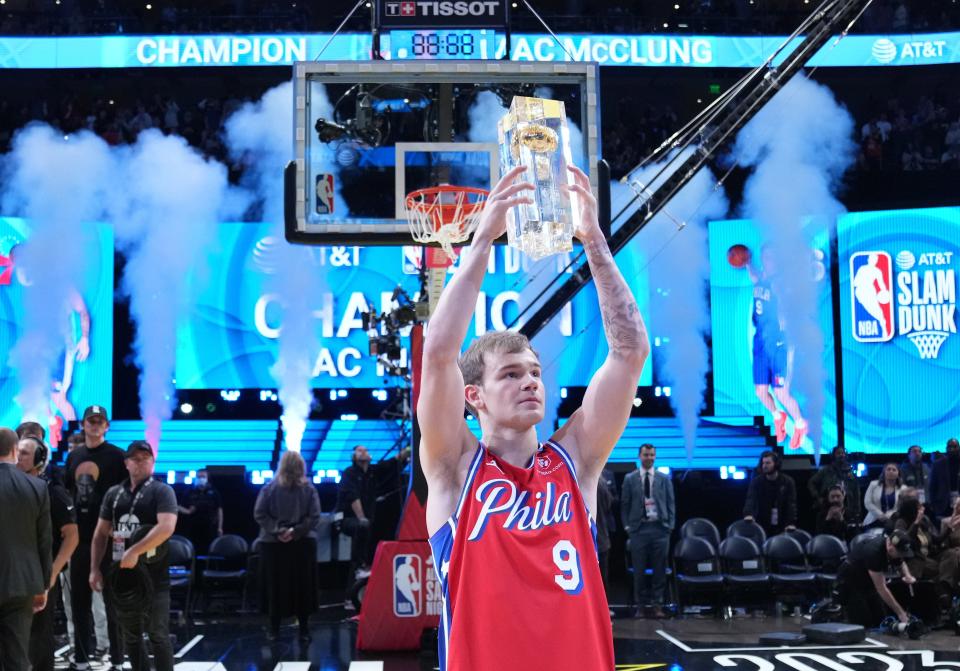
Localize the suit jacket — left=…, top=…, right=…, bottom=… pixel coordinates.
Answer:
left=621, top=467, right=675, bottom=533
left=0, top=462, right=52, bottom=600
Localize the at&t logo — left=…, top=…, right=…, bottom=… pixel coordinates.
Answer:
left=850, top=249, right=957, bottom=359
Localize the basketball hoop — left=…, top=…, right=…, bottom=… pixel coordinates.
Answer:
left=405, top=185, right=488, bottom=316
left=405, top=185, right=488, bottom=263
left=907, top=331, right=949, bottom=359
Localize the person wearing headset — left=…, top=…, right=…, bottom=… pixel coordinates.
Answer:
left=743, top=450, right=798, bottom=538
left=16, top=434, right=78, bottom=671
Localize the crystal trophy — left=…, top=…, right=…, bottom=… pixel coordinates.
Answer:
left=497, top=96, right=579, bottom=260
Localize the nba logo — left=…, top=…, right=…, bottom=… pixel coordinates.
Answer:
left=393, top=554, right=422, bottom=618
left=850, top=251, right=895, bottom=342
left=401, top=246, right=423, bottom=274
left=315, top=174, right=335, bottom=215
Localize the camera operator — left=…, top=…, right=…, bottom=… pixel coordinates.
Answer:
left=89, top=441, right=177, bottom=671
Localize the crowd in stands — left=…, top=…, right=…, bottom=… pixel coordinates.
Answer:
left=857, top=94, right=960, bottom=172
left=0, top=0, right=953, bottom=36
left=1, top=82, right=957, bottom=193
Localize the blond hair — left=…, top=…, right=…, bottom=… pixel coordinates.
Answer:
left=458, top=331, right=539, bottom=414
left=276, top=450, right=307, bottom=487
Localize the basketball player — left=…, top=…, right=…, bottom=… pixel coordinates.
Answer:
left=748, top=246, right=807, bottom=449
left=419, top=165, right=649, bottom=670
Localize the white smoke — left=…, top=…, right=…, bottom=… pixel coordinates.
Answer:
left=109, top=130, right=232, bottom=450
left=224, top=81, right=337, bottom=452
left=2, top=125, right=114, bottom=425
left=621, top=151, right=729, bottom=463
left=732, top=75, right=855, bottom=456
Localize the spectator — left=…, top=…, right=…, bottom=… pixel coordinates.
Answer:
left=595, top=467, right=617, bottom=594
left=815, top=484, right=858, bottom=540
left=90, top=441, right=178, bottom=671
left=935, top=498, right=960, bottom=605
left=894, top=490, right=952, bottom=621
left=254, top=450, right=320, bottom=643
left=808, top=446, right=861, bottom=518
left=16, top=436, right=78, bottom=671
left=64, top=405, right=127, bottom=670
left=0, top=427, right=52, bottom=671
left=863, top=463, right=904, bottom=529
left=336, top=445, right=410, bottom=578
left=900, top=445, right=930, bottom=504
left=742, top=450, right=797, bottom=538
left=176, top=469, right=223, bottom=554
left=930, top=437, right=960, bottom=521
left=621, top=443, right=674, bottom=618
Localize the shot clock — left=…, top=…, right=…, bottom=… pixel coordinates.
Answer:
left=387, top=29, right=497, bottom=60
left=373, top=0, right=510, bottom=60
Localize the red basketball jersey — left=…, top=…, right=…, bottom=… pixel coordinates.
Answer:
left=429, top=440, right=614, bottom=671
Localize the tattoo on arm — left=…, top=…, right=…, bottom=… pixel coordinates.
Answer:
left=583, top=238, right=647, bottom=358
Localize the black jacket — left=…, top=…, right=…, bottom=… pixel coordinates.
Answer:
left=743, top=472, right=797, bottom=533
left=0, top=463, right=52, bottom=600
left=929, top=456, right=959, bottom=520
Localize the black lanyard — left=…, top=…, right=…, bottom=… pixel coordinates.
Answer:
left=112, top=479, right=152, bottom=529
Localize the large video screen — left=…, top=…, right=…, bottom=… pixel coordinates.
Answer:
left=838, top=206, right=960, bottom=454
left=175, top=222, right=653, bottom=389
left=708, top=218, right=838, bottom=454
left=0, top=218, right=114, bottom=436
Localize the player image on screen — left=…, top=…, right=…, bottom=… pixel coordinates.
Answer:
left=741, top=244, right=807, bottom=449
left=8, top=244, right=92, bottom=444
left=419, top=166, right=649, bottom=670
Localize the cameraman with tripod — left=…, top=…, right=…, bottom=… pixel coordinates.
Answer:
left=89, top=441, right=177, bottom=671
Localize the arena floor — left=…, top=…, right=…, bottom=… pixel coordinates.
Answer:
left=53, top=607, right=960, bottom=670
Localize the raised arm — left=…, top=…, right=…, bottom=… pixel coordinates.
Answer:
left=418, top=166, right=534, bottom=476
left=561, top=166, right=649, bottom=477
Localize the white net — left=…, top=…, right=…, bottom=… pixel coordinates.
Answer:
left=907, top=331, right=949, bottom=359
left=405, top=187, right=487, bottom=263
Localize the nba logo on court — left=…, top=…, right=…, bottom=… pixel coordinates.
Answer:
left=850, top=251, right=894, bottom=342
left=393, top=554, right=422, bottom=617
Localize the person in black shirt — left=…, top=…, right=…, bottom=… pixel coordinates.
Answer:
left=815, top=485, right=859, bottom=540
left=930, top=437, right=960, bottom=521
left=900, top=445, right=930, bottom=504
left=836, top=529, right=916, bottom=627
left=91, top=441, right=177, bottom=671
left=336, top=445, right=410, bottom=577
left=177, top=469, right=222, bottom=554
left=17, top=435, right=78, bottom=671
left=743, top=450, right=797, bottom=537
left=64, top=405, right=127, bottom=670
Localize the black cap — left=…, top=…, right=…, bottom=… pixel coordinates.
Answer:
left=125, top=440, right=155, bottom=459
left=82, top=405, right=109, bottom=422
left=888, top=529, right=915, bottom=559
